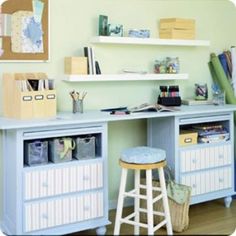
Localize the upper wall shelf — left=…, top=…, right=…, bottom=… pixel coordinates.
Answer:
left=91, top=36, right=210, bottom=47
left=63, top=73, right=189, bottom=82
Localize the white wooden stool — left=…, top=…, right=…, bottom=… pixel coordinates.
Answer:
left=114, top=146, right=173, bottom=235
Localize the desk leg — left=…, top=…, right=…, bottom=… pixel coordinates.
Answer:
left=224, top=196, right=232, bottom=208
left=96, top=226, right=106, bottom=235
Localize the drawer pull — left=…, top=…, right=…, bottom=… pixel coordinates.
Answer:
left=84, top=206, right=90, bottom=211
left=42, top=182, right=48, bottom=188
left=218, top=154, right=224, bottom=159
left=42, top=213, right=48, bottom=220
left=219, top=178, right=224, bottom=183
left=83, top=176, right=90, bottom=181
left=192, top=184, right=197, bottom=188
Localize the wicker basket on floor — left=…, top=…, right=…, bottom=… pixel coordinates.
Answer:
left=140, top=178, right=191, bottom=233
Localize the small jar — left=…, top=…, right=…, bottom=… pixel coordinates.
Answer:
left=166, top=57, right=180, bottom=74
left=195, top=83, right=208, bottom=100
left=154, top=59, right=166, bottom=73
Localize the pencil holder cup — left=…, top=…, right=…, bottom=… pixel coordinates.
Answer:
left=73, top=99, right=83, bottom=113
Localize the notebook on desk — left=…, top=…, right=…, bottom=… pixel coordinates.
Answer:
left=182, top=99, right=213, bottom=105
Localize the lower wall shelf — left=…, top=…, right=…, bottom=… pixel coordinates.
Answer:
left=63, top=73, right=189, bottom=82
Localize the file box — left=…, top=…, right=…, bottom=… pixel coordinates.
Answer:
left=49, top=138, right=75, bottom=163
left=73, top=136, right=96, bottom=160
left=24, top=140, right=48, bottom=166
left=3, top=73, right=56, bottom=119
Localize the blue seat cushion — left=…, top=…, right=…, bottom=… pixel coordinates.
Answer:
left=120, top=146, right=166, bottom=164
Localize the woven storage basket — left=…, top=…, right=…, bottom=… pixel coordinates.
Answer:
left=140, top=178, right=191, bottom=233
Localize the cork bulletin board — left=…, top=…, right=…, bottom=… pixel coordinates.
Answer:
left=0, top=0, right=49, bottom=61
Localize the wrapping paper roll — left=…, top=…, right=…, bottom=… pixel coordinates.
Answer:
left=210, top=53, right=236, bottom=104
left=231, top=46, right=236, bottom=96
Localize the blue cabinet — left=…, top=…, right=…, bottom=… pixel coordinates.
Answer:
left=1, top=123, right=110, bottom=235
left=148, top=112, right=235, bottom=207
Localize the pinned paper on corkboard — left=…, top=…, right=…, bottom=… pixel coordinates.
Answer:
left=0, top=0, right=49, bottom=62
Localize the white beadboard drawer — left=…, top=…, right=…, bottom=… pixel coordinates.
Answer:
left=181, top=167, right=232, bottom=196
left=24, top=191, right=104, bottom=233
left=180, top=143, right=231, bottom=173
left=24, top=162, right=103, bottom=200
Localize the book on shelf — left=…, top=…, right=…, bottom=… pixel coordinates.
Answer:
left=90, top=47, right=96, bottom=74
left=129, top=103, right=179, bottom=113
left=181, top=99, right=213, bottom=105
left=95, top=61, right=101, bottom=74
left=84, top=46, right=97, bottom=75
left=84, top=46, right=92, bottom=75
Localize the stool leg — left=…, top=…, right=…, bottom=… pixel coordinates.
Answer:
left=158, top=167, right=173, bottom=235
left=134, top=169, right=140, bottom=235
left=114, top=167, right=128, bottom=235
left=146, top=169, right=154, bottom=235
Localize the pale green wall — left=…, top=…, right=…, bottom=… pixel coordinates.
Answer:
left=1, top=0, right=236, bottom=207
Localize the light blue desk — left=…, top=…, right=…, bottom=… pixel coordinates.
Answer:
left=0, top=104, right=235, bottom=235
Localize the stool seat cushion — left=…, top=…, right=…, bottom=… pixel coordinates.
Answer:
left=121, top=146, right=166, bottom=164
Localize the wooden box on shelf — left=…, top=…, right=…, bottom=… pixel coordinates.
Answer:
left=159, top=18, right=195, bottom=40
left=159, top=18, right=195, bottom=30
left=3, top=73, right=56, bottom=119
left=64, top=57, right=88, bottom=75
left=159, top=29, right=195, bottom=39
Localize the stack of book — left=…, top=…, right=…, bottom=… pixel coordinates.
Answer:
left=84, top=47, right=101, bottom=75
left=159, top=18, right=195, bottom=40
left=191, top=124, right=229, bottom=143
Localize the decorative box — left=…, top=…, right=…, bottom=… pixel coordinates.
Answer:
left=159, top=18, right=195, bottom=30
left=179, top=130, right=198, bottom=146
left=159, top=18, right=195, bottom=40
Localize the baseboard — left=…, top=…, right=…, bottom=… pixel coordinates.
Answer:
left=109, top=198, right=134, bottom=210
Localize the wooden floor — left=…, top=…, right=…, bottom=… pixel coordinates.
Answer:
left=73, top=199, right=236, bottom=235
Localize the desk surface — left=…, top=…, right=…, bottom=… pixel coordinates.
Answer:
left=0, top=104, right=236, bottom=130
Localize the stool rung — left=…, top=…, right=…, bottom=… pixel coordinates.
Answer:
left=124, top=190, right=147, bottom=200
left=153, top=219, right=167, bottom=232
left=139, top=208, right=165, bottom=217
left=139, top=184, right=162, bottom=192
left=124, top=212, right=136, bottom=221
left=139, top=184, right=146, bottom=189
left=120, top=218, right=148, bottom=229
left=153, top=194, right=163, bottom=204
